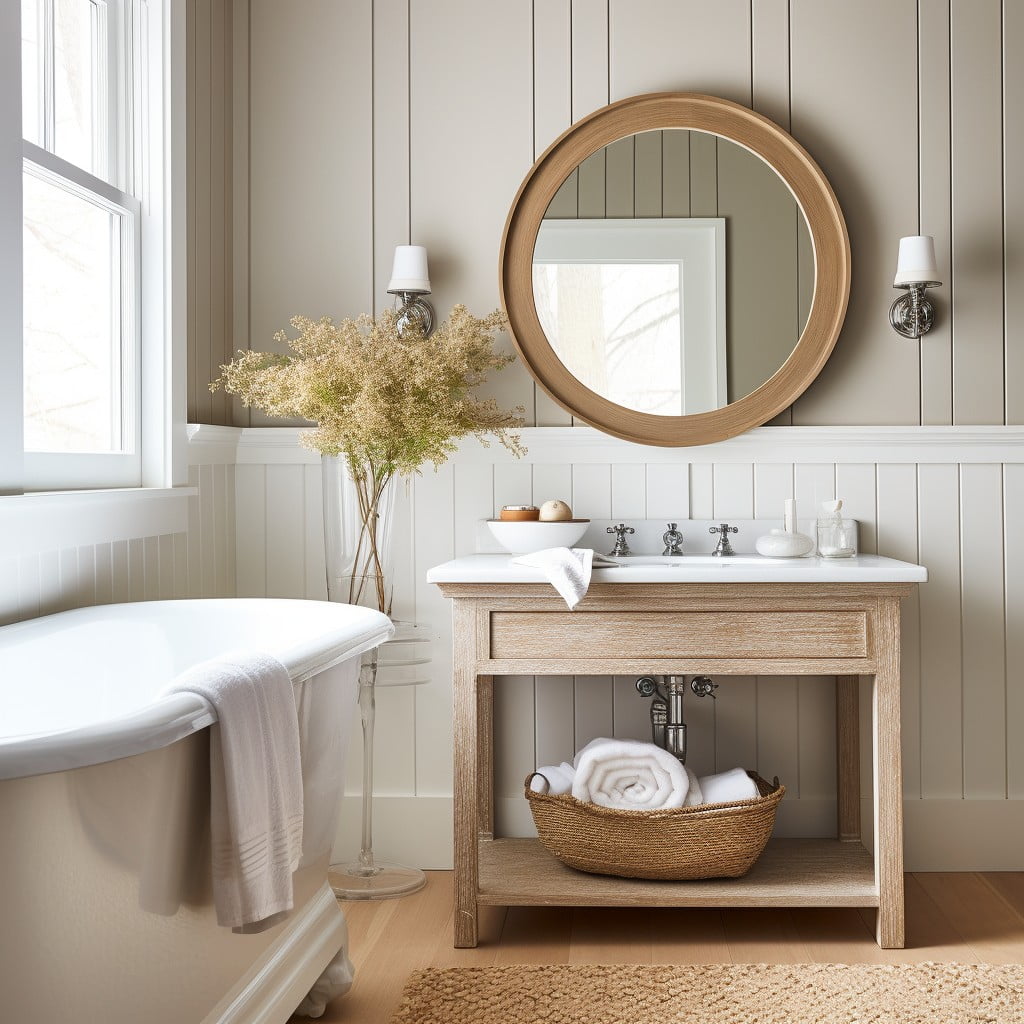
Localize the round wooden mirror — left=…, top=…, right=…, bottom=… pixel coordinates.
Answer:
left=500, top=93, right=851, bottom=446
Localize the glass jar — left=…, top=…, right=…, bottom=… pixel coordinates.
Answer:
left=816, top=518, right=857, bottom=558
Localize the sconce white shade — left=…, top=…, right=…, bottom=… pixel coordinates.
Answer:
left=893, top=235, right=940, bottom=287
left=387, top=245, right=431, bottom=295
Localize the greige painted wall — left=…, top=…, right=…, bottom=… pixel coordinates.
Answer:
left=186, top=0, right=235, bottom=426
left=198, top=0, right=1021, bottom=430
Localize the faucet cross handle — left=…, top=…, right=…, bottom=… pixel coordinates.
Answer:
left=606, top=522, right=635, bottom=557
left=709, top=522, right=738, bottom=557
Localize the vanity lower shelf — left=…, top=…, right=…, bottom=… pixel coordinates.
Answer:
left=478, top=837, right=878, bottom=908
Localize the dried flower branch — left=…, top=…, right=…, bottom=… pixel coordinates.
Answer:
left=211, top=305, right=525, bottom=613
left=211, top=304, right=525, bottom=474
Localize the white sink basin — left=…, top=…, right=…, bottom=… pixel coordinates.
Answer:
left=604, top=554, right=809, bottom=566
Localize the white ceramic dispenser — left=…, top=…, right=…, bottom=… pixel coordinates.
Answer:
left=755, top=498, right=815, bottom=558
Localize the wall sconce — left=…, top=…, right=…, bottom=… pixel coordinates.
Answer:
left=889, top=235, right=941, bottom=339
left=387, top=244, right=435, bottom=336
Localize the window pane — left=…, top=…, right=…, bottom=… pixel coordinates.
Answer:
left=23, top=171, right=125, bottom=453
left=21, top=0, right=43, bottom=146
left=54, top=0, right=104, bottom=176
left=533, top=263, right=683, bottom=416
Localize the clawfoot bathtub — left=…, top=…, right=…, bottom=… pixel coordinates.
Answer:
left=0, top=598, right=392, bottom=1024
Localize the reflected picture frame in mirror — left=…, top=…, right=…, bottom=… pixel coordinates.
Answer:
left=500, top=92, right=851, bottom=447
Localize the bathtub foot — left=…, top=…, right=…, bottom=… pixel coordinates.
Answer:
left=293, top=940, right=354, bottom=1018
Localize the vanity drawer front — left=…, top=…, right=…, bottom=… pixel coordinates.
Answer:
left=489, top=610, right=868, bottom=660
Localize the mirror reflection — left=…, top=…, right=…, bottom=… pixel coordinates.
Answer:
left=532, top=128, right=814, bottom=416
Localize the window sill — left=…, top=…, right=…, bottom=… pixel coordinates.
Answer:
left=0, top=486, right=197, bottom=559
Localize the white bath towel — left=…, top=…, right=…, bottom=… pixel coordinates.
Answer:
left=682, top=766, right=704, bottom=807
left=698, top=767, right=759, bottom=805
left=571, top=737, right=690, bottom=809
left=164, top=651, right=304, bottom=931
left=529, top=761, right=575, bottom=795
left=512, top=548, right=616, bottom=609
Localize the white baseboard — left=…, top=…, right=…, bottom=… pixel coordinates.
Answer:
left=335, top=795, right=1024, bottom=872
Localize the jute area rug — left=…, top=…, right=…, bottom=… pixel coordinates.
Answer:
left=391, top=963, right=1024, bottom=1024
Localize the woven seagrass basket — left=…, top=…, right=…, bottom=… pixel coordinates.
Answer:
left=524, top=771, right=784, bottom=880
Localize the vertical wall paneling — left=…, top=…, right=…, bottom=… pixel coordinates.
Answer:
left=535, top=676, right=575, bottom=768
left=1004, top=2, right=1024, bottom=423
left=751, top=0, right=790, bottom=130
left=712, top=463, right=754, bottom=520
left=611, top=464, right=646, bottom=520
left=263, top=465, right=306, bottom=599
left=572, top=463, right=612, bottom=520
left=790, top=0, right=920, bottom=426
left=645, top=464, right=689, bottom=522
left=959, top=464, right=1006, bottom=798
left=532, top=0, right=574, bottom=427
left=689, top=464, right=714, bottom=520
left=573, top=675, right=614, bottom=748
left=410, top=2, right=535, bottom=420
left=453, top=463, right=493, bottom=558
left=372, top=0, right=410, bottom=317
left=571, top=0, right=609, bottom=119
left=234, top=463, right=267, bottom=597
left=230, top=0, right=250, bottom=426
left=1004, top=464, right=1024, bottom=796
left=532, top=463, right=573, bottom=511
left=918, top=0, right=953, bottom=425
left=249, top=0, right=373, bottom=379
left=950, top=0, right=1004, bottom=425
left=917, top=463, right=963, bottom=798
left=199, top=464, right=218, bottom=596
left=186, top=0, right=234, bottom=424
left=609, top=0, right=751, bottom=104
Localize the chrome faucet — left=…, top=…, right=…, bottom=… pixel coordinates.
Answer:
left=709, top=522, right=738, bottom=556
left=662, top=522, right=684, bottom=556
left=636, top=674, right=719, bottom=763
left=606, top=523, right=635, bottom=557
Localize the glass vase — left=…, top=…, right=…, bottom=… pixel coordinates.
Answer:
left=321, top=455, right=426, bottom=900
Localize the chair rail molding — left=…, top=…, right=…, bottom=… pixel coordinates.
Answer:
left=188, top=423, right=1024, bottom=466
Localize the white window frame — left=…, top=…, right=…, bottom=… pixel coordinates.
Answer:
left=0, top=0, right=186, bottom=497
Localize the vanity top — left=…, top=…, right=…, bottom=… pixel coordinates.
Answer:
left=426, top=553, right=928, bottom=585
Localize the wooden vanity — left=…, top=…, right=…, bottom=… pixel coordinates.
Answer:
left=428, top=554, right=926, bottom=950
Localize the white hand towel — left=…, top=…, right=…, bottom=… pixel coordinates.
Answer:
left=164, top=651, right=303, bottom=931
left=571, top=737, right=689, bottom=809
left=529, top=761, right=575, bottom=795
left=698, top=767, right=759, bottom=805
left=512, top=547, right=603, bottom=609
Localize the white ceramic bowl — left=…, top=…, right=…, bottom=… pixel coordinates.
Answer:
left=487, top=519, right=590, bottom=554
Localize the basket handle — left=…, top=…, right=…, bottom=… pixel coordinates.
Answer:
left=525, top=771, right=550, bottom=795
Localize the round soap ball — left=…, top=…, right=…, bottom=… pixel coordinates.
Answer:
left=538, top=499, right=572, bottom=521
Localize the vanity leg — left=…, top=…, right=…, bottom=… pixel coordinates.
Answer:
left=836, top=675, right=861, bottom=842
left=873, top=598, right=905, bottom=948
left=452, top=600, right=480, bottom=948
left=477, top=676, right=494, bottom=840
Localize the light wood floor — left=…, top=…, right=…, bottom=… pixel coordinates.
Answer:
left=301, top=870, right=1024, bottom=1023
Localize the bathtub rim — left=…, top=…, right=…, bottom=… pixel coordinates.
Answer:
left=0, top=598, right=393, bottom=781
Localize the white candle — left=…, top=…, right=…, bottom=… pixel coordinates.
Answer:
left=784, top=498, right=797, bottom=534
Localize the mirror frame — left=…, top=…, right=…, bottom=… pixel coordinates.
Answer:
left=499, top=92, right=851, bottom=446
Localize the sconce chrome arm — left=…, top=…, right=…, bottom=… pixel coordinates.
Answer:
left=392, top=291, right=435, bottom=337
left=889, top=281, right=939, bottom=340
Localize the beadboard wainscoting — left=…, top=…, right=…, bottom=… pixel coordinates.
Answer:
left=0, top=451, right=235, bottom=627
left=204, top=424, right=1024, bottom=872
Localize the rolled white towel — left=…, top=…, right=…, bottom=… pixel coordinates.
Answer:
left=571, top=737, right=689, bottom=810
left=698, top=767, right=759, bottom=805
left=529, top=761, right=575, bottom=795
left=682, top=766, right=704, bottom=807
